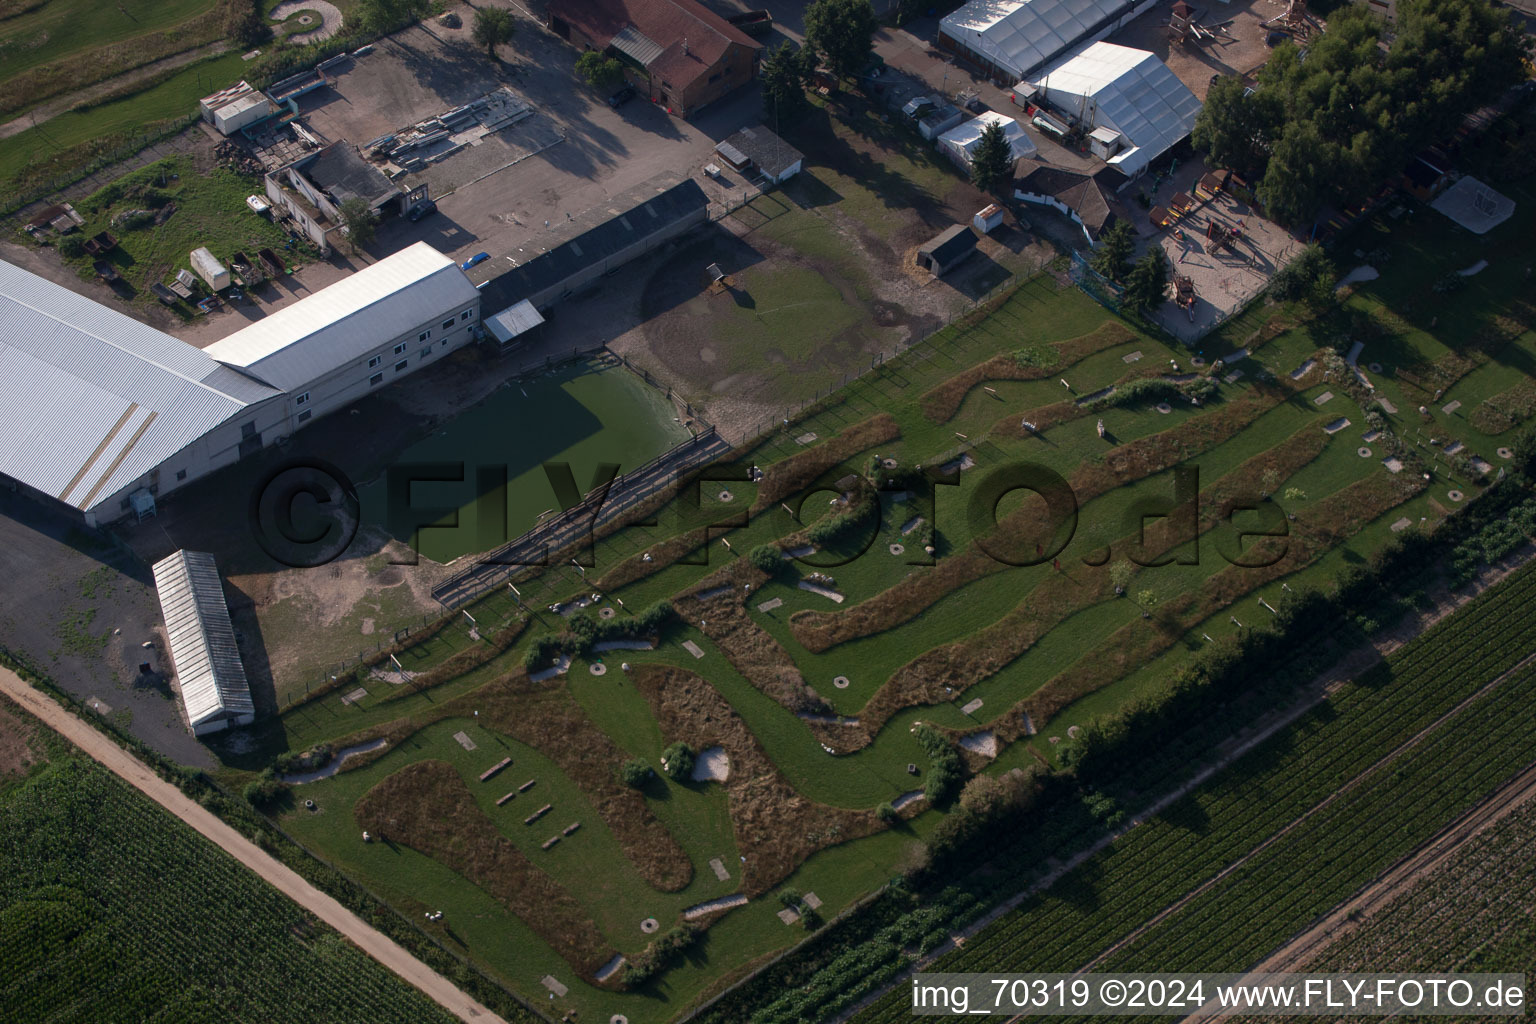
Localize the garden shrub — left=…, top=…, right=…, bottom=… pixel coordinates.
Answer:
left=750, top=544, right=784, bottom=575
left=617, top=759, right=652, bottom=788
left=660, top=742, right=695, bottom=781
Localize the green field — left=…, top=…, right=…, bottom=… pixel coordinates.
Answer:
left=43, top=154, right=297, bottom=312
left=357, top=359, right=694, bottom=563
left=110, top=64, right=1533, bottom=1018
left=0, top=703, right=459, bottom=1024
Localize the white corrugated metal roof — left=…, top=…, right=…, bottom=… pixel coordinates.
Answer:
left=612, top=25, right=665, bottom=66
left=941, top=0, right=1133, bottom=80
left=0, top=260, right=281, bottom=512
left=485, top=299, right=544, bottom=343
left=1034, top=43, right=1202, bottom=176
left=938, top=111, right=1039, bottom=161
left=204, top=242, right=479, bottom=391
left=152, top=550, right=254, bottom=729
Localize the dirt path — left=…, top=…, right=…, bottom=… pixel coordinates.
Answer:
left=0, top=667, right=507, bottom=1024
left=0, top=41, right=232, bottom=142
left=830, top=546, right=1536, bottom=1024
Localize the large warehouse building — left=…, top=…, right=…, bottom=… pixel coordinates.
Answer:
left=1031, top=43, right=1202, bottom=178
left=938, top=0, right=1158, bottom=83
left=0, top=242, right=481, bottom=527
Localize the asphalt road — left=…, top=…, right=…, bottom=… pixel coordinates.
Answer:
left=0, top=667, right=508, bottom=1024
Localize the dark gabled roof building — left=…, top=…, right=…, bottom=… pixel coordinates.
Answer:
left=480, top=178, right=710, bottom=311
left=715, top=126, right=804, bottom=183
left=917, top=224, right=979, bottom=277
left=1014, top=164, right=1127, bottom=245
left=549, top=0, right=762, bottom=117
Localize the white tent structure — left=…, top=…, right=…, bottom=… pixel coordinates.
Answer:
left=937, top=111, right=1038, bottom=171
left=1032, top=42, right=1202, bottom=177
left=939, top=0, right=1154, bottom=82
left=152, top=550, right=255, bottom=736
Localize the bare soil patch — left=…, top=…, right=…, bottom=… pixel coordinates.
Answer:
left=629, top=664, right=882, bottom=896
left=752, top=413, right=899, bottom=513
left=355, top=759, right=614, bottom=976
left=790, top=386, right=1285, bottom=656
left=920, top=322, right=1137, bottom=423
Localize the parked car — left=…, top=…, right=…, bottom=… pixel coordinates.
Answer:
left=607, top=84, right=636, bottom=109
left=408, top=199, right=438, bottom=222
left=461, top=251, right=490, bottom=271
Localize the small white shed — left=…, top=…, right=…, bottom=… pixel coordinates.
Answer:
left=974, top=204, right=1005, bottom=233
left=190, top=247, right=230, bottom=291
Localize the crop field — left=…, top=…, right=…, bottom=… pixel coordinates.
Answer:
left=849, top=561, right=1536, bottom=1023
left=199, top=163, right=1536, bottom=1024
left=0, top=697, right=458, bottom=1024
left=1297, top=784, right=1536, bottom=979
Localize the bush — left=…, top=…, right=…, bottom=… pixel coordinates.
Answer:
left=622, top=922, right=701, bottom=987
left=805, top=494, right=877, bottom=547
left=1270, top=244, right=1335, bottom=306
left=58, top=234, right=87, bottom=259
left=876, top=802, right=898, bottom=823
left=1014, top=345, right=1052, bottom=368
left=243, top=777, right=290, bottom=810
left=617, top=759, right=652, bottom=788
left=749, top=544, right=784, bottom=575
left=912, top=723, right=963, bottom=806
left=272, top=745, right=332, bottom=775
left=660, top=741, right=695, bottom=781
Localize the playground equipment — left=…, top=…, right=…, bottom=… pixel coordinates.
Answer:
left=1174, top=275, right=1197, bottom=322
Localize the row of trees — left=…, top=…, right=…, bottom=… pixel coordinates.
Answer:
left=1090, top=220, right=1170, bottom=312
left=1192, top=0, right=1529, bottom=224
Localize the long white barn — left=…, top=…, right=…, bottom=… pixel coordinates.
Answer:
left=152, top=549, right=254, bottom=735
left=0, top=242, right=481, bottom=526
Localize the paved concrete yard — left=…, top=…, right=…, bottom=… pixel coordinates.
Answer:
left=1106, top=0, right=1306, bottom=101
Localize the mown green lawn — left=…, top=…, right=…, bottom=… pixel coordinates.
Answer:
left=233, top=159, right=1536, bottom=1022
left=0, top=0, right=217, bottom=84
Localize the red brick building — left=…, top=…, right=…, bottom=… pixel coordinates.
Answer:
left=550, top=0, right=763, bottom=117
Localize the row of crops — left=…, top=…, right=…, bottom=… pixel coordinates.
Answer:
left=1091, top=659, right=1536, bottom=983
left=1306, top=782, right=1536, bottom=977
left=0, top=756, right=458, bottom=1024
left=848, top=561, right=1536, bottom=1022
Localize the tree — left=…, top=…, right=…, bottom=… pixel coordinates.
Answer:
left=804, top=0, right=876, bottom=79
left=338, top=197, right=376, bottom=250
left=660, top=742, right=695, bottom=781
left=1190, top=0, right=1527, bottom=225
left=1090, top=220, right=1134, bottom=283
left=575, top=50, right=626, bottom=91
left=1190, top=75, right=1278, bottom=179
left=617, top=759, right=652, bottom=788
left=749, top=544, right=783, bottom=575
left=760, top=42, right=812, bottom=126
left=471, top=7, right=516, bottom=60
left=1122, top=246, right=1169, bottom=312
left=356, top=0, right=429, bottom=35
left=223, top=0, right=269, bottom=47
left=1109, top=559, right=1135, bottom=593
left=968, top=120, right=1014, bottom=196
